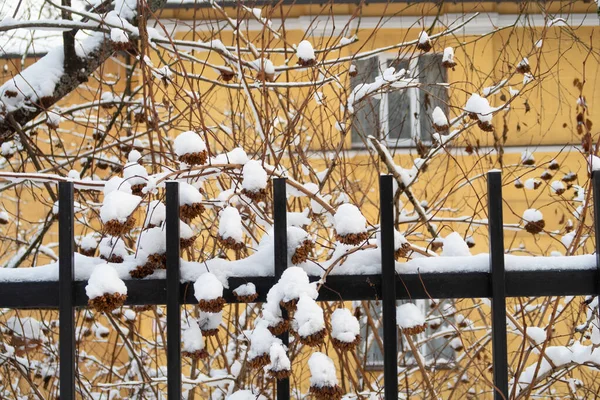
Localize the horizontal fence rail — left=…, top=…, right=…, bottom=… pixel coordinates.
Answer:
left=1, top=171, right=599, bottom=399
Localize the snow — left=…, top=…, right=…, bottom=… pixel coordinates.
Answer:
left=418, top=31, right=429, bottom=44
left=588, top=155, right=600, bottom=172
left=441, top=232, right=471, bottom=257
left=330, top=308, right=360, bottom=343
left=287, top=209, right=311, bottom=227
left=524, top=178, right=540, bottom=190
left=521, top=150, right=535, bottom=164
left=110, top=28, right=129, bottom=43
left=123, top=162, right=148, bottom=187
left=278, top=267, right=318, bottom=303
left=308, top=352, right=338, bottom=387
left=80, top=234, right=97, bottom=250
left=137, top=227, right=166, bottom=255
left=248, top=325, right=280, bottom=359
left=242, top=160, right=268, bottom=192
left=115, top=0, right=138, bottom=20
left=550, top=181, right=565, bottom=194
left=292, top=295, right=325, bottom=337
left=251, top=58, right=275, bottom=75
left=179, top=182, right=203, bottom=205
left=219, top=207, right=244, bottom=242
left=85, top=264, right=127, bottom=299
left=144, top=200, right=166, bottom=228
left=128, top=150, right=142, bottom=164
left=432, top=106, right=448, bottom=127
left=296, top=40, right=315, bottom=62
left=396, top=303, right=425, bottom=329
left=46, top=110, right=62, bottom=127
left=103, top=176, right=132, bottom=196
left=182, top=322, right=205, bottom=353
left=100, top=191, right=141, bottom=223
left=6, top=316, right=45, bottom=341
left=334, top=204, right=367, bottom=235
left=464, top=93, right=493, bottom=123
left=522, top=209, right=543, bottom=223
left=268, top=342, right=291, bottom=372
left=211, top=147, right=250, bottom=165
left=227, top=391, right=267, bottom=400
left=233, top=283, right=256, bottom=297
left=287, top=226, right=310, bottom=253
left=174, top=131, right=206, bottom=157
left=442, top=47, right=454, bottom=63
left=180, top=220, right=194, bottom=240
left=517, top=58, right=529, bottom=70
left=198, top=311, right=222, bottom=331
left=99, top=237, right=128, bottom=259
left=194, top=272, right=223, bottom=301
left=525, top=327, right=546, bottom=345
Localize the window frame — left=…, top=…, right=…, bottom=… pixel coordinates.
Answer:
left=350, top=52, right=446, bottom=149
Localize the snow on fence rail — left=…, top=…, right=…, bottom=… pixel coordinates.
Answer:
left=1, top=172, right=600, bottom=400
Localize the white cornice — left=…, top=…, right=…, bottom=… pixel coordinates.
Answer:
left=158, top=12, right=599, bottom=37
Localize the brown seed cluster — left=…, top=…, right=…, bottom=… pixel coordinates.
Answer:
left=335, top=231, right=369, bottom=246
left=234, top=292, right=258, bottom=303
left=241, top=188, right=268, bottom=203
left=525, top=220, right=545, bottom=234
left=477, top=121, right=494, bottom=132
left=198, top=297, right=226, bottom=313
left=331, top=335, right=361, bottom=352
left=416, top=40, right=432, bottom=52
left=178, top=150, right=208, bottom=166
left=131, top=184, right=145, bottom=196
left=9, top=336, right=43, bottom=357
left=88, top=292, right=127, bottom=313
left=401, top=323, right=427, bottom=336
left=129, top=264, right=156, bottom=279
left=433, top=122, right=449, bottom=133
left=247, top=353, right=270, bottom=369
left=182, top=349, right=209, bottom=360
left=394, top=242, right=411, bottom=259
left=297, top=57, right=316, bottom=67
left=267, top=320, right=290, bottom=336
left=269, top=368, right=291, bottom=380
left=218, top=235, right=245, bottom=251
left=280, top=299, right=298, bottom=313
left=516, top=63, right=531, bottom=74
left=201, top=328, right=219, bottom=337
left=180, top=236, right=197, bottom=249
left=441, top=59, right=457, bottom=69
left=79, top=247, right=96, bottom=257
left=103, top=217, right=136, bottom=236
left=292, top=239, right=315, bottom=265
left=180, top=203, right=205, bottom=221
left=309, top=385, right=343, bottom=400
left=294, top=328, right=326, bottom=347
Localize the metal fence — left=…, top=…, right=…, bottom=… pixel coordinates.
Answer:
left=1, top=171, right=599, bottom=400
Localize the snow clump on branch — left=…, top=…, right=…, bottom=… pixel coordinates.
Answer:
left=296, top=40, right=316, bottom=66
left=330, top=308, right=360, bottom=351
left=334, top=204, right=369, bottom=245
left=194, top=272, right=225, bottom=313
left=179, top=182, right=205, bottom=221
left=522, top=209, right=545, bottom=234
left=241, top=160, right=268, bottom=202
left=174, top=131, right=207, bottom=166
left=397, top=303, right=426, bottom=335
left=86, top=264, right=127, bottom=313
left=292, top=296, right=326, bottom=347
left=100, top=190, right=141, bottom=236
left=309, top=352, right=343, bottom=400
left=218, top=206, right=245, bottom=250
left=465, top=93, right=495, bottom=132
left=182, top=321, right=208, bottom=360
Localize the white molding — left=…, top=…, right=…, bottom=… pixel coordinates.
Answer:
left=159, top=13, right=599, bottom=36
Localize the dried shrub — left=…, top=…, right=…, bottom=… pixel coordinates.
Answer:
left=335, top=231, right=369, bottom=246
left=103, top=217, right=136, bottom=236
left=309, top=384, right=343, bottom=400
left=88, top=293, right=127, bottom=313
left=291, top=239, right=314, bottom=265
left=198, top=297, right=226, bottom=313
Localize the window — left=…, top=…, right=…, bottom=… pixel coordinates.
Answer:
left=350, top=53, right=448, bottom=147
left=360, top=300, right=455, bottom=369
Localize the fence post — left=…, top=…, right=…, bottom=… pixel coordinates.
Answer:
left=166, top=181, right=182, bottom=399
left=380, top=175, right=398, bottom=400
left=273, top=178, right=290, bottom=400
left=487, top=171, right=509, bottom=400
left=59, top=182, right=75, bottom=400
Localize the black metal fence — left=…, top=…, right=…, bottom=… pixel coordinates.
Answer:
left=1, top=171, right=600, bottom=400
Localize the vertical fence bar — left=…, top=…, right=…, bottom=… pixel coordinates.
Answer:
left=59, top=182, right=75, bottom=400
left=488, top=171, right=509, bottom=400
left=166, top=182, right=181, bottom=400
left=380, top=175, right=398, bottom=400
left=273, top=178, right=290, bottom=400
